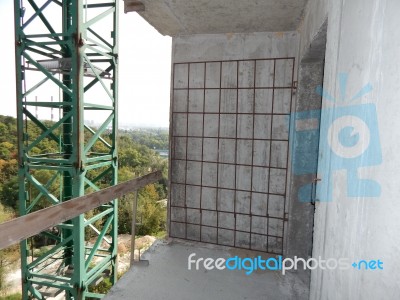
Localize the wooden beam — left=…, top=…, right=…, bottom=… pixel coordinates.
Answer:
left=0, top=171, right=162, bottom=250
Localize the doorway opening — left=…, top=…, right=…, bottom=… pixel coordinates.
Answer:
left=286, top=20, right=327, bottom=259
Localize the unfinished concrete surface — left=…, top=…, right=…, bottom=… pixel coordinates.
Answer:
left=118, top=0, right=400, bottom=299
left=286, top=21, right=326, bottom=260
left=169, top=32, right=299, bottom=254
left=105, top=239, right=309, bottom=300
left=299, top=0, right=400, bottom=299
left=135, top=0, right=308, bottom=36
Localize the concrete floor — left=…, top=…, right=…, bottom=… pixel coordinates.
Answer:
left=105, top=239, right=309, bottom=300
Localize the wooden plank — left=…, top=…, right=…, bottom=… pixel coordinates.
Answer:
left=0, top=171, right=162, bottom=250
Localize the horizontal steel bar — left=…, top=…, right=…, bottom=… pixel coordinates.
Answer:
left=84, top=103, right=114, bottom=110
left=27, top=271, right=71, bottom=283
left=171, top=111, right=291, bottom=116
left=28, top=152, right=65, bottom=158
left=171, top=158, right=288, bottom=170
left=86, top=155, right=113, bottom=163
left=171, top=135, right=290, bottom=142
left=171, top=236, right=283, bottom=255
left=169, top=205, right=288, bottom=221
left=56, top=223, right=74, bottom=229
left=84, top=3, right=115, bottom=8
left=26, top=165, right=73, bottom=171
left=84, top=161, right=113, bottom=171
left=28, top=279, right=71, bottom=291
left=85, top=292, right=104, bottom=298
left=172, top=86, right=293, bottom=90
left=23, top=41, right=64, bottom=55
left=173, top=57, right=295, bottom=65
left=24, top=33, right=66, bottom=38
left=26, top=157, right=71, bottom=164
left=170, top=181, right=286, bottom=197
left=24, top=46, right=58, bottom=59
left=84, top=247, right=111, bottom=253
left=25, top=40, right=67, bottom=46
left=24, top=101, right=72, bottom=107
left=170, top=220, right=285, bottom=239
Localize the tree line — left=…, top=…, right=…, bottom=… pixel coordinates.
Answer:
left=0, top=115, right=168, bottom=294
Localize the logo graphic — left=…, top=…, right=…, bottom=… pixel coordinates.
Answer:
left=292, top=73, right=382, bottom=202
left=188, top=253, right=384, bottom=275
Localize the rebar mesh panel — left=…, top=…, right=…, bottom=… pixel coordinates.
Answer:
left=170, top=58, right=295, bottom=254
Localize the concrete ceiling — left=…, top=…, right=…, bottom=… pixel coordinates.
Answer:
left=127, top=0, right=308, bottom=36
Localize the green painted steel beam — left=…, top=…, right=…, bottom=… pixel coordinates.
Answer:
left=15, top=0, right=119, bottom=298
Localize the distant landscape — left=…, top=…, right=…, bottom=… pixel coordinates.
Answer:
left=0, top=115, right=169, bottom=297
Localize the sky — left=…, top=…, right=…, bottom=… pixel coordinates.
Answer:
left=0, top=1, right=172, bottom=128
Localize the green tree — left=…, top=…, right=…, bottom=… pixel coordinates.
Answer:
left=0, top=176, right=18, bottom=210
left=136, top=184, right=166, bottom=236
left=0, top=204, right=18, bottom=295
left=0, top=124, right=9, bottom=144
left=0, top=142, right=14, bottom=160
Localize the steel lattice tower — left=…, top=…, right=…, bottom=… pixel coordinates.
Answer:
left=14, top=0, right=119, bottom=298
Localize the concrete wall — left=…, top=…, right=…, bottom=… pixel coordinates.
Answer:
left=169, top=32, right=299, bottom=253
left=299, top=0, right=400, bottom=299
left=168, top=3, right=400, bottom=296
left=287, top=58, right=325, bottom=259
left=171, top=32, right=299, bottom=62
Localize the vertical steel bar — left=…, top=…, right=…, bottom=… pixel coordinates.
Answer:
left=14, top=0, right=29, bottom=298
left=111, top=0, right=119, bottom=284
left=130, top=191, right=138, bottom=266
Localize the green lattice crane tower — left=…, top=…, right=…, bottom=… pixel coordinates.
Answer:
left=14, top=0, right=119, bottom=298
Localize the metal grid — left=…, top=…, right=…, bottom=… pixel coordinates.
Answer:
left=169, top=58, right=295, bottom=254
